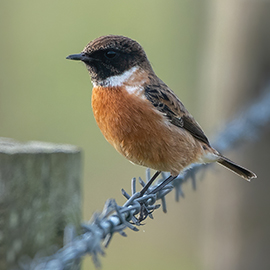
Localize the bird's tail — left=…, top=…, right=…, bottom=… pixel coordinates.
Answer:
left=217, top=155, right=257, bottom=181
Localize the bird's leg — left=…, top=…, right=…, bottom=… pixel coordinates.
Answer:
left=138, top=171, right=161, bottom=222
left=139, top=171, right=161, bottom=197
left=150, top=175, right=177, bottom=194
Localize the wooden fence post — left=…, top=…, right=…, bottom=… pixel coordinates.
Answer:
left=0, top=138, right=82, bottom=270
left=198, top=2, right=270, bottom=270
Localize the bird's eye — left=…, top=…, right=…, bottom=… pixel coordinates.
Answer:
left=104, top=51, right=118, bottom=59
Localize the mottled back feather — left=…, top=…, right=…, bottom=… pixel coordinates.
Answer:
left=144, top=76, right=210, bottom=146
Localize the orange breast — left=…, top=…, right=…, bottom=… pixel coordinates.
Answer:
left=91, top=86, right=202, bottom=175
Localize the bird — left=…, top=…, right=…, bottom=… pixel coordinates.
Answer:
left=66, top=35, right=256, bottom=195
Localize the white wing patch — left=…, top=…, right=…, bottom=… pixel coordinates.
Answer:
left=125, top=85, right=143, bottom=95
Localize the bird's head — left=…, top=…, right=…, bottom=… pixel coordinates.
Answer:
left=66, top=35, right=152, bottom=86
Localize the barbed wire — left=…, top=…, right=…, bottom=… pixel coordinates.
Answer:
left=20, top=86, right=270, bottom=270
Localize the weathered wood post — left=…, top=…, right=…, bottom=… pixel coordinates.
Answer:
left=0, top=138, right=82, bottom=270
left=198, top=2, right=270, bottom=270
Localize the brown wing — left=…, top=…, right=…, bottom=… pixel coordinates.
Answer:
left=144, top=81, right=210, bottom=146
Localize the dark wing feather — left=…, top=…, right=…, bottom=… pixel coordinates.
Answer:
left=180, top=115, right=209, bottom=145
left=144, top=82, right=210, bottom=146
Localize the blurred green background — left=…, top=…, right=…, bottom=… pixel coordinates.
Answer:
left=1, top=1, right=270, bottom=270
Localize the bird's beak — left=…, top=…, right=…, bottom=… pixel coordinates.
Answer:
left=66, top=53, right=93, bottom=63
left=66, top=53, right=84, bottom=61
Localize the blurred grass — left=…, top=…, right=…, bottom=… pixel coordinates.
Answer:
left=0, top=1, right=207, bottom=269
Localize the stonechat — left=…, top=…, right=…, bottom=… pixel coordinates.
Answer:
left=67, top=35, right=256, bottom=194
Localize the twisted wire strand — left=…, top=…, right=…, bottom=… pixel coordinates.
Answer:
left=20, top=86, right=270, bottom=269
